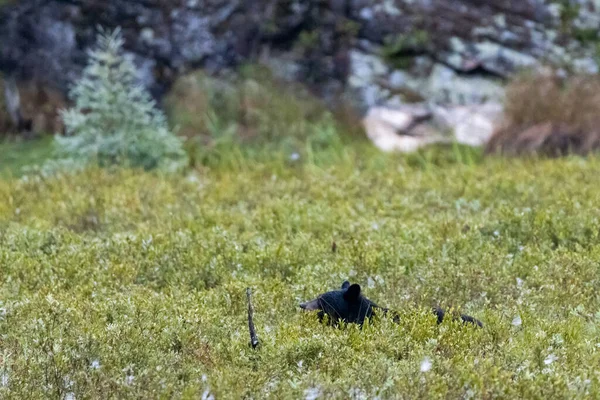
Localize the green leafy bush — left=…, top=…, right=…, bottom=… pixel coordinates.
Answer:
left=53, top=27, right=188, bottom=172
left=163, top=66, right=355, bottom=168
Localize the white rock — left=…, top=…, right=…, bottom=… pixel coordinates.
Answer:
left=362, top=105, right=439, bottom=152
left=362, top=101, right=502, bottom=152
left=431, top=103, right=503, bottom=146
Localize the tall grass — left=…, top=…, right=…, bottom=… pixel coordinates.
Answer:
left=163, top=66, right=364, bottom=168
left=486, top=70, right=600, bottom=156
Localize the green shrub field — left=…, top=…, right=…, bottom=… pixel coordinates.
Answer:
left=1, top=142, right=600, bottom=398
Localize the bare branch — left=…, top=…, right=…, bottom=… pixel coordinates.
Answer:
left=246, top=287, right=259, bottom=349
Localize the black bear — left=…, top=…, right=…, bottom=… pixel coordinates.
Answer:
left=299, top=280, right=483, bottom=328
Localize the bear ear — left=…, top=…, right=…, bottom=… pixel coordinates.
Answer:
left=341, top=281, right=350, bottom=290
left=343, top=284, right=361, bottom=301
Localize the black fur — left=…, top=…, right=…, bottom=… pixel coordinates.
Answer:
left=300, top=280, right=483, bottom=328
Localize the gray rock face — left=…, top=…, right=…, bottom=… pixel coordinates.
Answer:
left=1, top=0, right=600, bottom=140
left=0, top=0, right=247, bottom=98
left=347, top=0, right=600, bottom=113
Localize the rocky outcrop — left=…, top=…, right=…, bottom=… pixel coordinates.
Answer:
left=344, top=0, right=600, bottom=112
left=1, top=0, right=600, bottom=141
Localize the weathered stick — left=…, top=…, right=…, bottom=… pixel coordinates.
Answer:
left=246, top=287, right=259, bottom=349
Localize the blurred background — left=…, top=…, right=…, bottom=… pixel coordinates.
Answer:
left=2, top=0, right=600, bottom=168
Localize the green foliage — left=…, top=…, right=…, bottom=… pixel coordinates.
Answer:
left=381, top=30, right=430, bottom=70
left=163, top=65, right=352, bottom=169
left=552, top=0, right=582, bottom=33
left=53, top=27, right=188, bottom=172
left=2, top=147, right=600, bottom=398
left=0, top=136, right=56, bottom=177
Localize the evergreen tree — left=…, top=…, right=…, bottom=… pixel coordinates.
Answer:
left=55, top=27, right=188, bottom=172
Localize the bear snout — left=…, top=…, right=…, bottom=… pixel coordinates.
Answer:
left=299, top=298, right=321, bottom=311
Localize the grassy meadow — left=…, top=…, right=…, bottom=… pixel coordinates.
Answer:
left=1, top=137, right=600, bottom=398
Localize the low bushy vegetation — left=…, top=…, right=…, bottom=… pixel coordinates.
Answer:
left=486, top=70, right=600, bottom=156
left=162, top=65, right=359, bottom=168
left=502, top=72, right=600, bottom=129
left=1, top=144, right=600, bottom=398
left=0, top=136, right=55, bottom=177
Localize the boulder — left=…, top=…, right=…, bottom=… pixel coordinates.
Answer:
left=362, top=106, right=440, bottom=152
left=430, top=103, right=504, bottom=147
left=363, top=102, right=503, bottom=152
